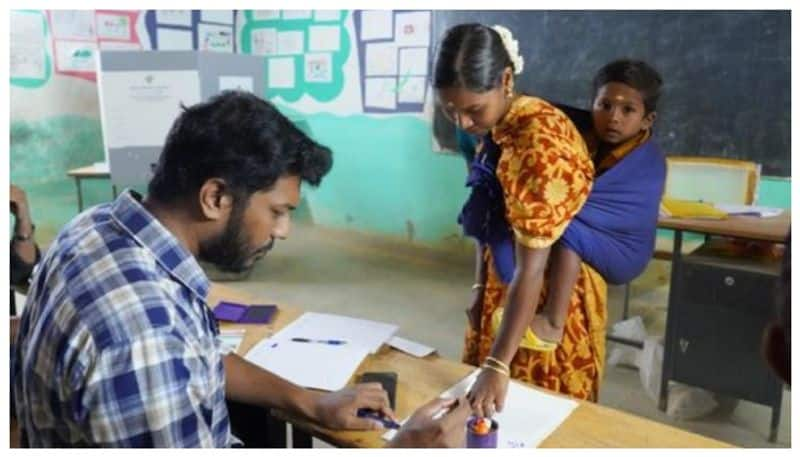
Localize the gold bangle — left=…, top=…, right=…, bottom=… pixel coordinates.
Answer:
left=484, top=356, right=510, bottom=373
left=480, top=363, right=509, bottom=377
left=471, top=283, right=485, bottom=290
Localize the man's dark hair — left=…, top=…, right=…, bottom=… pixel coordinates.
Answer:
left=148, top=91, right=332, bottom=205
left=592, top=59, right=663, bottom=114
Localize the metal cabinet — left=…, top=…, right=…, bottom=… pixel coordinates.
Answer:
left=660, top=241, right=784, bottom=442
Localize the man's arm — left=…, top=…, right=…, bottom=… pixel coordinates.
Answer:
left=223, top=352, right=394, bottom=430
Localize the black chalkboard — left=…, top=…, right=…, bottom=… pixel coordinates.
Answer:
left=432, top=10, right=790, bottom=176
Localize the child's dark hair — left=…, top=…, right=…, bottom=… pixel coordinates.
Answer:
left=433, top=23, right=514, bottom=92
left=592, top=59, right=663, bottom=114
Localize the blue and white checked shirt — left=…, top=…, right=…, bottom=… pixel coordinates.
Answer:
left=13, top=190, right=235, bottom=447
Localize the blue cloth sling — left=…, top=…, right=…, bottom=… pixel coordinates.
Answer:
left=458, top=133, right=666, bottom=285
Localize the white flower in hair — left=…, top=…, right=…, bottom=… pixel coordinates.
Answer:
left=491, top=24, right=524, bottom=75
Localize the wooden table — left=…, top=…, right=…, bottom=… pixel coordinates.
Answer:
left=67, top=164, right=117, bottom=212
left=209, top=283, right=732, bottom=448
left=658, top=211, right=791, bottom=243
left=657, top=211, right=790, bottom=442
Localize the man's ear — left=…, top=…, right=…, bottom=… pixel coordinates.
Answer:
left=198, top=178, right=234, bottom=221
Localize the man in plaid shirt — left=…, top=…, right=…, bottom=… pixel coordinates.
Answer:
left=12, top=92, right=469, bottom=447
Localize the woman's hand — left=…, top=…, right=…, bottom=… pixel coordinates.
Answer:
left=466, top=368, right=509, bottom=418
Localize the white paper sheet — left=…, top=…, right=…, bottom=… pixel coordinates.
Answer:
left=252, top=10, right=281, bottom=21
left=198, top=23, right=234, bottom=53
left=10, top=11, right=47, bottom=79
left=277, top=30, right=304, bottom=55
left=387, top=336, right=435, bottom=357
left=157, top=27, right=193, bottom=50
left=397, top=76, right=427, bottom=104
left=274, top=312, right=398, bottom=353
left=201, top=10, right=234, bottom=25
left=360, top=10, right=394, bottom=41
left=714, top=203, right=783, bottom=217
left=96, top=13, right=132, bottom=40
left=219, top=75, right=254, bottom=92
left=250, top=28, right=278, bottom=55
left=50, top=10, right=96, bottom=40
left=99, top=41, right=141, bottom=51
left=268, top=57, right=296, bottom=89
left=314, top=10, right=341, bottom=22
left=54, top=41, right=97, bottom=72
left=364, top=77, right=397, bottom=110
left=156, top=10, right=192, bottom=27
left=394, top=11, right=430, bottom=47
left=305, top=53, right=333, bottom=83
left=91, top=161, right=110, bottom=173
left=282, top=10, right=313, bottom=20
left=308, top=25, right=340, bottom=52
left=365, top=42, right=398, bottom=76
left=245, top=337, right=369, bottom=391
left=219, top=329, right=246, bottom=353
left=99, top=70, right=201, bottom=148
left=399, top=47, right=428, bottom=76
left=383, top=370, right=578, bottom=448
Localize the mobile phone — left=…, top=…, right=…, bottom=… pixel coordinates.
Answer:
left=358, top=371, right=398, bottom=409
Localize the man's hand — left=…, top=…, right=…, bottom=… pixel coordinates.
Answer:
left=313, top=382, right=395, bottom=430
left=10, top=185, right=31, bottom=224
left=388, top=396, right=471, bottom=448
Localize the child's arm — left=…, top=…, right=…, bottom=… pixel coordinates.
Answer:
left=531, top=243, right=581, bottom=343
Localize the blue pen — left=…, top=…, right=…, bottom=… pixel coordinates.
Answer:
left=357, top=409, right=401, bottom=429
left=291, top=337, right=347, bottom=345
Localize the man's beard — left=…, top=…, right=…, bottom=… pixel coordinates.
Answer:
left=198, top=204, right=273, bottom=273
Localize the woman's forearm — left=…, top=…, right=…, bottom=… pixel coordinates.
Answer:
left=489, top=244, right=550, bottom=364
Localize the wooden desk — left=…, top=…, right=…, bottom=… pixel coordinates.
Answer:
left=658, top=211, right=790, bottom=243
left=209, top=283, right=731, bottom=448
left=67, top=164, right=117, bottom=212
left=657, top=211, right=790, bottom=443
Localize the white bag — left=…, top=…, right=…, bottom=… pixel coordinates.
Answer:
left=637, top=336, right=719, bottom=419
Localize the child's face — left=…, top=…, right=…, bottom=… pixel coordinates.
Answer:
left=591, top=82, right=655, bottom=145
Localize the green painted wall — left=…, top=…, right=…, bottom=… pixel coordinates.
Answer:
left=758, top=176, right=791, bottom=209
left=298, top=112, right=468, bottom=244
left=9, top=108, right=792, bottom=248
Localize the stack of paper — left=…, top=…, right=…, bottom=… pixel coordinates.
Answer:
left=244, top=312, right=398, bottom=391
left=714, top=203, right=783, bottom=218
left=660, top=198, right=727, bottom=219
left=383, top=369, right=578, bottom=448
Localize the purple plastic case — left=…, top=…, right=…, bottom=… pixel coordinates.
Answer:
left=213, top=302, right=277, bottom=324
left=240, top=304, right=277, bottom=324
left=466, top=417, right=499, bottom=448
left=213, top=301, right=248, bottom=322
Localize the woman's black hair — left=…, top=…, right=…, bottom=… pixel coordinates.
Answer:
left=433, top=23, right=514, bottom=92
left=592, top=59, right=663, bottom=114
left=148, top=90, right=332, bottom=206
